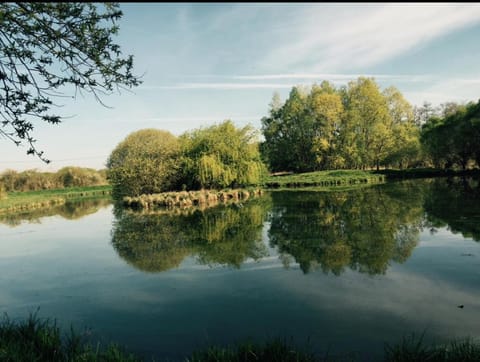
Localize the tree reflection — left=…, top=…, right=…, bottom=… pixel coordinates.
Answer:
left=0, top=198, right=111, bottom=227
left=268, top=182, right=425, bottom=275
left=424, top=177, right=480, bottom=241
left=110, top=197, right=271, bottom=272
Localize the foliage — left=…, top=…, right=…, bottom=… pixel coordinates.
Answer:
left=421, top=100, right=480, bottom=170
left=187, top=338, right=317, bottom=362
left=384, top=333, right=480, bottom=362
left=0, top=198, right=112, bottom=227
left=106, top=129, right=181, bottom=199
left=265, top=169, right=384, bottom=188
left=0, top=182, right=6, bottom=200
left=179, top=120, right=267, bottom=190
left=0, top=184, right=111, bottom=214
left=424, top=177, right=480, bottom=241
left=0, top=312, right=140, bottom=361
left=111, top=196, right=271, bottom=272
left=0, top=3, right=141, bottom=162
left=261, top=78, right=422, bottom=173
left=267, top=181, right=425, bottom=275
left=0, top=167, right=107, bottom=192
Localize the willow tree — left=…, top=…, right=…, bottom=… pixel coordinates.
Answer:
left=0, top=3, right=141, bottom=162
left=107, top=129, right=180, bottom=199
left=179, top=120, right=266, bottom=189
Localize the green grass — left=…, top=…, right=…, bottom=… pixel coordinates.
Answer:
left=373, top=167, right=480, bottom=179
left=1, top=314, right=480, bottom=361
left=0, top=185, right=112, bottom=214
left=264, top=170, right=385, bottom=189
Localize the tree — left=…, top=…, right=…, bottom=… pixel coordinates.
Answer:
left=179, top=120, right=266, bottom=189
left=107, top=129, right=181, bottom=199
left=308, top=82, right=345, bottom=169
left=344, top=77, right=393, bottom=170
left=0, top=3, right=141, bottom=162
left=383, top=86, right=421, bottom=168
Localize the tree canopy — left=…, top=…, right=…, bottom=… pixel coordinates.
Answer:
left=106, top=129, right=181, bottom=199
left=261, top=78, right=422, bottom=172
left=0, top=2, right=141, bottom=162
left=179, top=120, right=267, bottom=190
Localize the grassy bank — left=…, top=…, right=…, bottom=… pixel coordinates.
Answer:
left=2, top=314, right=480, bottom=361
left=264, top=170, right=385, bottom=189
left=373, top=167, right=480, bottom=180
left=0, top=185, right=112, bottom=214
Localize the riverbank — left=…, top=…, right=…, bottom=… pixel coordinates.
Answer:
left=1, top=314, right=479, bottom=361
left=122, top=188, right=264, bottom=210
left=264, top=170, right=385, bottom=188
left=373, top=167, right=480, bottom=180
left=0, top=185, right=112, bottom=214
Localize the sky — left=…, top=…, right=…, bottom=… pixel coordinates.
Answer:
left=2, top=2, right=480, bottom=172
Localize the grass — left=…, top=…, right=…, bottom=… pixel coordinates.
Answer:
left=0, top=185, right=112, bottom=214
left=0, top=312, right=139, bottom=361
left=2, top=313, right=480, bottom=361
left=264, top=170, right=385, bottom=189
left=373, top=167, right=480, bottom=180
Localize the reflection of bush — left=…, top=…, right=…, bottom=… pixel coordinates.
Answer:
left=111, top=196, right=272, bottom=272
left=268, top=183, right=425, bottom=275
left=424, top=177, right=480, bottom=241
left=0, top=198, right=112, bottom=227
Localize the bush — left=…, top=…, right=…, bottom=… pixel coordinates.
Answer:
left=107, top=129, right=181, bottom=199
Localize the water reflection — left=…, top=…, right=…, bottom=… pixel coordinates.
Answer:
left=424, top=177, right=480, bottom=241
left=0, top=198, right=112, bottom=227
left=268, top=181, right=426, bottom=275
left=111, top=197, right=272, bottom=272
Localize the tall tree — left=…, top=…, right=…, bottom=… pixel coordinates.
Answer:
left=344, top=77, right=393, bottom=170
left=0, top=3, right=141, bottom=162
left=308, top=81, right=345, bottom=169
left=383, top=86, right=420, bottom=168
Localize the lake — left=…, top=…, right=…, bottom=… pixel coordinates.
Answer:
left=0, top=178, right=479, bottom=361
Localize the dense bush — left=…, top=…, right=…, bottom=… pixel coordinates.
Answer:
left=0, top=168, right=107, bottom=192
left=106, top=129, right=181, bottom=199
left=106, top=121, right=267, bottom=199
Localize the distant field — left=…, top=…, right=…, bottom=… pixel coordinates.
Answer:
left=264, top=170, right=385, bottom=188
left=0, top=185, right=112, bottom=214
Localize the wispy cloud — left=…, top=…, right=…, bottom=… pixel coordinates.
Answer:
left=403, top=77, right=480, bottom=106
left=259, top=4, right=480, bottom=72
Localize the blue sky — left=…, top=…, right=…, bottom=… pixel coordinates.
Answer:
left=2, top=3, right=480, bottom=171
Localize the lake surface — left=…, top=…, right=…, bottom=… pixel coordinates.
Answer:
left=1, top=178, right=479, bottom=361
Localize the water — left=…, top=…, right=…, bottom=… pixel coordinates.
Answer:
left=0, top=178, right=479, bottom=361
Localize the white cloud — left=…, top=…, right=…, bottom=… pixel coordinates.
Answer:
left=260, top=4, right=480, bottom=72
left=403, top=77, right=480, bottom=106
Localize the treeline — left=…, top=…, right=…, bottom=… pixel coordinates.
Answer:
left=107, top=120, right=266, bottom=199
left=0, top=167, right=108, bottom=192
left=421, top=100, right=480, bottom=170
left=260, top=77, right=480, bottom=172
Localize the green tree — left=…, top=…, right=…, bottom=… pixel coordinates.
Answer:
left=179, top=120, right=266, bottom=190
left=308, top=81, right=345, bottom=170
left=0, top=3, right=141, bottom=162
left=383, top=86, right=421, bottom=168
left=261, top=87, right=311, bottom=172
left=107, top=129, right=181, bottom=199
left=344, top=77, right=393, bottom=170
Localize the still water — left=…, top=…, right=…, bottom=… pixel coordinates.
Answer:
left=0, top=178, right=479, bottom=360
